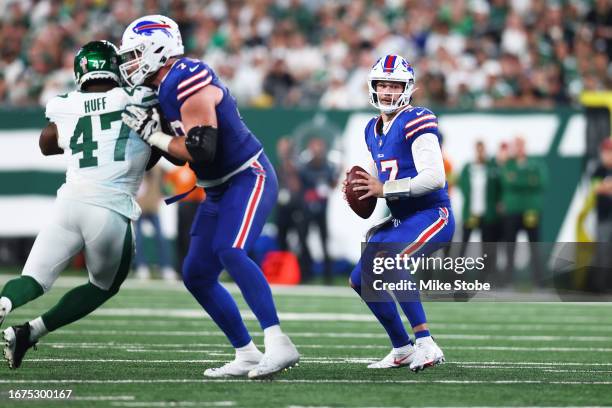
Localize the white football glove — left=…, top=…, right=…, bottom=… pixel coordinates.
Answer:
left=122, top=104, right=161, bottom=142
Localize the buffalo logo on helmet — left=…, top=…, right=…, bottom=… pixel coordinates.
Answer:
left=132, top=20, right=173, bottom=38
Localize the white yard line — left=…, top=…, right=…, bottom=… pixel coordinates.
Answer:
left=52, top=329, right=612, bottom=342
left=110, top=402, right=235, bottom=407
left=0, top=379, right=610, bottom=385
left=20, top=358, right=612, bottom=368
left=290, top=407, right=612, bottom=408
left=43, top=342, right=612, bottom=353
left=34, top=317, right=612, bottom=333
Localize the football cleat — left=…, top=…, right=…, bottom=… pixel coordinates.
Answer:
left=204, top=350, right=262, bottom=378
left=409, top=336, right=445, bottom=373
left=367, top=345, right=415, bottom=369
left=248, top=335, right=300, bottom=380
left=3, top=323, right=37, bottom=369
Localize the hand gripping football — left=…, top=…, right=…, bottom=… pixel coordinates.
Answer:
left=345, top=165, right=377, bottom=219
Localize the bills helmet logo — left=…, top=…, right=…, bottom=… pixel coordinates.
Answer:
left=132, top=20, right=173, bottom=38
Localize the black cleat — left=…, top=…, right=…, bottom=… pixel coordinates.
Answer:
left=3, top=323, right=37, bottom=369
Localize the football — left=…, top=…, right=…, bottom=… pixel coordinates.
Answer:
left=345, top=165, right=377, bottom=219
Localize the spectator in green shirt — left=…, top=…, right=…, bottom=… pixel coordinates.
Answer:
left=458, top=140, right=503, bottom=279
left=500, top=136, right=548, bottom=286
left=459, top=140, right=503, bottom=243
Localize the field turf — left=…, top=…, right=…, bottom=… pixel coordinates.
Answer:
left=0, top=275, right=611, bottom=407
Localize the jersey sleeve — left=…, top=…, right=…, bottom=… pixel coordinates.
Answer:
left=44, top=95, right=65, bottom=122
left=364, top=117, right=376, bottom=153
left=174, top=60, right=214, bottom=107
left=402, top=108, right=439, bottom=141
left=124, top=86, right=157, bottom=106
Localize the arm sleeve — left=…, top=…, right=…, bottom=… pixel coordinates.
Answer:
left=44, top=97, right=60, bottom=122
left=383, top=133, right=446, bottom=197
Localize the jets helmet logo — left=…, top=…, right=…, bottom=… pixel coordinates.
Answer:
left=79, top=57, right=88, bottom=73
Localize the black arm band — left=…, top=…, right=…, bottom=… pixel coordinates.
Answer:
left=185, top=125, right=218, bottom=165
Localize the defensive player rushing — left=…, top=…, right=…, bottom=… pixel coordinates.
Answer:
left=345, top=55, right=454, bottom=371
left=0, top=41, right=165, bottom=368
left=118, top=15, right=299, bottom=379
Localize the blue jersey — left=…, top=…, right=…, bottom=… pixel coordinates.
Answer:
left=157, top=57, right=262, bottom=185
left=364, top=105, right=450, bottom=219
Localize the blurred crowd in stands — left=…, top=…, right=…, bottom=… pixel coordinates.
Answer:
left=0, top=0, right=610, bottom=109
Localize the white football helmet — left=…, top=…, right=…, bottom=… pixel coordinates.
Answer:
left=367, top=55, right=416, bottom=113
left=118, top=15, right=184, bottom=87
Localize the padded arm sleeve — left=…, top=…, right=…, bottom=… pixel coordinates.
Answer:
left=185, top=125, right=218, bottom=165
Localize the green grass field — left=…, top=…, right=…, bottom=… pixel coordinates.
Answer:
left=0, top=275, right=611, bottom=407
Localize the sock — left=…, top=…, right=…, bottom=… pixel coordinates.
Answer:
left=414, top=330, right=431, bottom=340
left=218, top=248, right=280, bottom=329
left=352, top=284, right=411, bottom=348
left=42, top=282, right=115, bottom=332
left=263, top=324, right=283, bottom=339
left=28, top=317, right=48, bottom=342
left=0, top=296, right=13, bottom=315
left=235, top=340, right=260, bottom=359
left=0, top=276, right=44, bottom=309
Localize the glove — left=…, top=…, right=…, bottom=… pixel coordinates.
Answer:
left=122, top=104, right=161, bottom=142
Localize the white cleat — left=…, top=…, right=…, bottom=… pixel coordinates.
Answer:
left=409, top=336, right=445, bottom=372
left=367, top=345, right=415, bottom=369
left=248, top=335, right=300, bottom=380
left=204, top=350, right=263, bottom=378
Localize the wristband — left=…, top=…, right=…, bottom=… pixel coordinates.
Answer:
left=147, top=131, right=173, bottom=152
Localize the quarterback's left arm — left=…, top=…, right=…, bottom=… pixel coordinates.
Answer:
left=382, top=133, right=446, bottom=198
left=39, top=122, right=63, bottom=156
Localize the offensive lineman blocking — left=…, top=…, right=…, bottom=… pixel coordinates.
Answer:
left=0, top=41, right=161, bottom=368
left=118, top=15, right=299, bottom=379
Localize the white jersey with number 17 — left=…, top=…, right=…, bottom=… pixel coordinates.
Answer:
left=45, top=86, right=156, bottom=221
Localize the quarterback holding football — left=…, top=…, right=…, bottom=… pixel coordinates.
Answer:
left=345, top=54, right=454, bottom=371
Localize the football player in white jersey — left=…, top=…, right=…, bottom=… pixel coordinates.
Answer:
left=0, top=41, right=169, bottom=369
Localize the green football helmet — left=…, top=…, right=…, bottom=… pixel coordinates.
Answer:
left=73, top=40, right=121, bottom=90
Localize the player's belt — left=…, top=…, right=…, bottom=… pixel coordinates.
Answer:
left=195, top=149, right=263, bottom=188
left=164, top=186, right=198, bottom=205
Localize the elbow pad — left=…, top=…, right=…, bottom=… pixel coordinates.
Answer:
left=185, top=126, right=218, bottom=165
